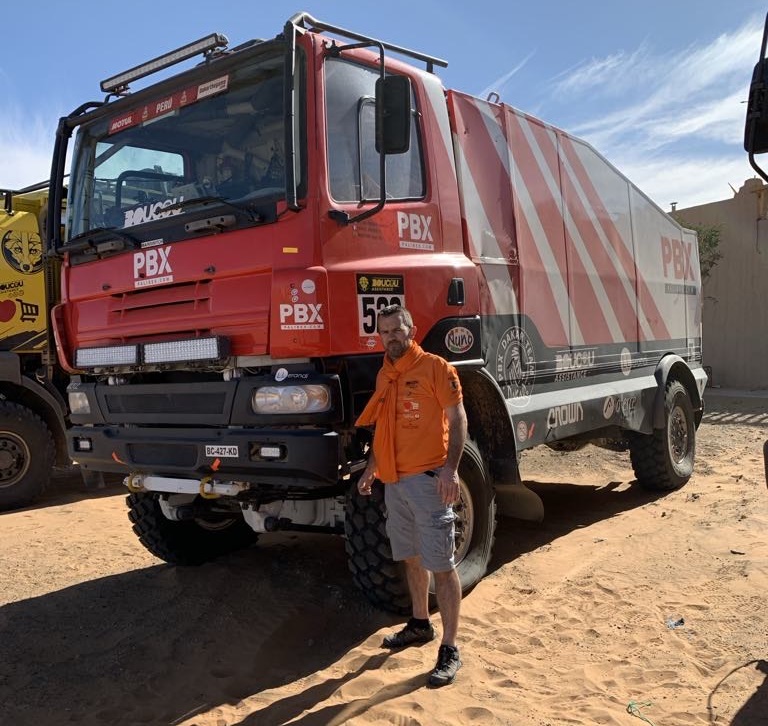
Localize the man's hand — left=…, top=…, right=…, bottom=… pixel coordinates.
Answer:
left=436, top=467, right=460, bottom=506
left=358, top=468, right=375, bottom=496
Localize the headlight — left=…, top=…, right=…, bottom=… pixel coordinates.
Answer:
left=252, top=385, right=331, bottom=414
left=68, top=391, right=91, bottom=415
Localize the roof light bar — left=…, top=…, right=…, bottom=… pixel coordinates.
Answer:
left=76, top=344, right=139, bottom=368
left=100, top=33, right=229, bottom=94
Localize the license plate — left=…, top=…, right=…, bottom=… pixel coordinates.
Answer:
left=205, top=445, right=239, bottom=458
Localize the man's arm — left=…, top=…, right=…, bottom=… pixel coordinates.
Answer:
left=437, top=401, right=468, bottom=505
left=358, top=449, right=377, bottom=496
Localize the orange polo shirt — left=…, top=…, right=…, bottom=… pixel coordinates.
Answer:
left=374, top=351, right=462, bottom=478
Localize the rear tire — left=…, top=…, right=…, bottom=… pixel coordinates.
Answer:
left=630, top=379, right=695, bottom=491
left=127, top=492, right=257, bottom=564
left=344, top=440, right=497, bottom=613
left=0, top=402, right=55, bottom=511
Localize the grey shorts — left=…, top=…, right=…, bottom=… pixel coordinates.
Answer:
left=384, top=470, right=456, bottom=572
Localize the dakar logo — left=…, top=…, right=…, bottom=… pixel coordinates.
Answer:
left=2, top=230, right=43, bottom=275
left=496, top=326, right=536, bottom=405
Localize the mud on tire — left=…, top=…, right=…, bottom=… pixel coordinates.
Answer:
left=630, top=379, right=696, bottom=491
left=344, top=440, right=497, bottom=613
left=127, top=492, right=257, bottom=565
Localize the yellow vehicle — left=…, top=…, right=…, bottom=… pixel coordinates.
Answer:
left=0, top=183, right=75, bottom=509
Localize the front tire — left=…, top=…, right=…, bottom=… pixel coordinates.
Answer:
left=0, top=402, right=55, bottom=511
left=127, top=492, right=257, bottom=564
left=344, top=440, right=497, bottom=613
left=630, top=379, right=695, bottom=491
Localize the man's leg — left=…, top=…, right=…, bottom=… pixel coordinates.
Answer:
left=382, top=483, right=436, bottom=649
left=433, top=568, right=461, bottom=645
left=404, top=555, right=430, bottom=619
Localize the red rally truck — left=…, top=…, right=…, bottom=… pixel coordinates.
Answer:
left=47, top=13, right=707, bottom=611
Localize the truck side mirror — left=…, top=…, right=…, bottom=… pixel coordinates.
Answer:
left=375, top=75, right=411, bottom=154
left=744, top=58, right=768, bottom=154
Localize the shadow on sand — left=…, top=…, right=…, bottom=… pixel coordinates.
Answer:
left=1, top=469, right=675, bottom=725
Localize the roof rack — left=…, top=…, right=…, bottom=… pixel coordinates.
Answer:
left=289, top=12, right=448, bottom=73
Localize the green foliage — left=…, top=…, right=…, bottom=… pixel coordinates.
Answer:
left=672, top=215, right=723, bottom=280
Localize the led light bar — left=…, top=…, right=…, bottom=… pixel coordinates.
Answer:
left=100, top=33, right=229, bottom=93
left=143, top=336, right=225, bottom=365
left=75, top=344, right=139, bottom=368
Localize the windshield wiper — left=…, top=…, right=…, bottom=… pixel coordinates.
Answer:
left=64, top=226, right=140, bottom=252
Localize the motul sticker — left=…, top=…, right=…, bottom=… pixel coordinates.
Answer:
left=205, top=445, right=239, bottom=458
left=445, top=327, right=474, bottom=354
left=356, top=274, right=405, bottom=336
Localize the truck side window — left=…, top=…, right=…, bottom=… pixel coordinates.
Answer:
left=325, top=58, right=424, bottom=203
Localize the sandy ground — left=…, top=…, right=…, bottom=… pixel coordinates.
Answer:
left=2, top=390, right=768, bottom=726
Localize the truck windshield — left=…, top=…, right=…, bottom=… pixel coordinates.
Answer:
left=66, top=50, right=293, bottom=239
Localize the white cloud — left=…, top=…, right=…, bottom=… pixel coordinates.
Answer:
left=547, top=17, right=764, bottom=208
left=478, top=50, right=536, bottom=101
left=615, top=152, right=757, bottom=211
left=551, top=45, right=650, bottom=97
left=1, top=108, right=58, bottom=189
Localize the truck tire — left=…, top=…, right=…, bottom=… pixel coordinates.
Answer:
left=344, top=440, right=497, bottom=613
left=630, top=379, right=695, bottom=491
left=0, top=402, right=55, bottom=511
left=127, top=492, right=257, bottom=565
left=344, top=481, right=411, bottom=614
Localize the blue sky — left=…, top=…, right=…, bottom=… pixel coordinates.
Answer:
left=2, top=0, right=765, bottom=211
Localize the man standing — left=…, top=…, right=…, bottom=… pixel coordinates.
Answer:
left=356, top=304, right=468, bottom=688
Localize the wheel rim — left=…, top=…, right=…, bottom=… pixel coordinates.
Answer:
left=668, top=404, right=690, bottom=464
left=194, top=516, right=238, bottom=532
left=0, top=431, right=31, bottom=489
left=453, top=476, right=475, bottom=565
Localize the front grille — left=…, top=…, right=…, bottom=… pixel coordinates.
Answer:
left=104, top=392, right=227, bottom=415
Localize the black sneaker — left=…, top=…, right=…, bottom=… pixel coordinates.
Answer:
left=427, top=644, right=462, bottom=687
left=382, top=618, right=436, bottom=649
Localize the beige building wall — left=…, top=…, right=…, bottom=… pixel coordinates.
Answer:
left=676, top=178, right=768, bottom=390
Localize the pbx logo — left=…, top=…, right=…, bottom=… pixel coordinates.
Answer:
left=660, top=236, right=694, bottom=280
left=397, top=212, right=434, bottom=250
left=133, top=246, right=173, bottom=288
left=279, top=303, right=324, bottom=330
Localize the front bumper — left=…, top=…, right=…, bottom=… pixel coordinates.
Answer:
left=68, top=424, right=341, bottom=486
